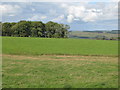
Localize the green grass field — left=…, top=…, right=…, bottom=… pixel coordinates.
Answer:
left=2, top=37, right=118, bottom=88
left=3, top=55, right=118, bottom=88
left=2, top=37, right=118, bottom=56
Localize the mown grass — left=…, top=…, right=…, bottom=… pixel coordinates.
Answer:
left=2, top=37, right=118, bottom=88
left=2, top=55, right=118, bottom=88
left=2, top=37, right=118, bottom=56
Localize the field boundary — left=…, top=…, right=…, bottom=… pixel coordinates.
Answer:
left=1, top=54, right=118, bottom=58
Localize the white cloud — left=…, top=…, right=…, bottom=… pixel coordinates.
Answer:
left=61, top=3, right=68, bottom=8
left=2, top=0, right=119, bottom=2
left=27, top=15, right=47, bottom=21
left=67, top=14, right=74, bottom=23
left=110, top=0, right=119, bottom=2
left=31, top=8, right=36, bottom=11
left=41, top=16, right=47, bottom=19
left=9, top=14, right=15, bottom=16
left=51, top=15, right=64, bottom=22
left=99, top=3, right=118, bottom=21
left=1, top=0, right=26, bottom=2
left=83, top=9, right=103, bottom=22
left=65, top=5, right=102, bottom=23
left=0, top=4, right=21, bottom=16
left=61, top=2, right=118, bottom=23
left=49, top=9, right=57, bottom=15
left=82, top=12, right=98, bottom=22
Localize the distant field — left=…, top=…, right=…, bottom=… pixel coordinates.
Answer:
left=2, top=37, right=118, bottom=56
left=69, top=31, right=118, bottom=39
left=2, top=54, right=118, bottom=88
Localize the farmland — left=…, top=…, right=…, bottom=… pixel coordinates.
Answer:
left=2, top=54, right=118, bottom=88
left=2, top=37, right=118, bottom=56
left=2, top=37, right=118, bottom=88
left=1, top=1, right=119, bottom=88
left=69, top=31, right=119, bottom=40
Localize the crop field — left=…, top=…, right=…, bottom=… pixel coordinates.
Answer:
left=2, top=37, right=119, bottom=88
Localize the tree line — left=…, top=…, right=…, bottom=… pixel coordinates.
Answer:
left=1, top=21, right=70, bottom=38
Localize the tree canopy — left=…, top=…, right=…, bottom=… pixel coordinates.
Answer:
left=1, top=20, right=70, bottom=38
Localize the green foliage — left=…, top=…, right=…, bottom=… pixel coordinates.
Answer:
left=2, top=22, right=16, bottom=36
left=2, top=20, right=70, bottom=38
left=31, top=21, right=45, bottom=37
left=2, top=37, right=118, bottom=56
left=11, top=21, right=31, bottom=37
left=45, top=21, right=69, bottom=38
left=0, top=22, right=2, bottom=35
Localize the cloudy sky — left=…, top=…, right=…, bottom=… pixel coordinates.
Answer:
left=0, top=0, right=119, bottom=31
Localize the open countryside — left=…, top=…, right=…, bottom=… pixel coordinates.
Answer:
left=1, top=1, right=119, bottom=88
left=2, top=37, right=118, bottom=88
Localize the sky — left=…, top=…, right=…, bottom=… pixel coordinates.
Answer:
left=0, top=0, right=119, bottom=31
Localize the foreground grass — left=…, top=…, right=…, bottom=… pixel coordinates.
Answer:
left=2, top=37, right=118, bottom=56
left=2, top=54, right=118, bottom=88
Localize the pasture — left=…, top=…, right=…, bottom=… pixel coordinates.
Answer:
left=2, top=37, right=118, bottom=56
left=2, top=54, right=118, bottom=88
left=2, top=37, right=118, bottom=88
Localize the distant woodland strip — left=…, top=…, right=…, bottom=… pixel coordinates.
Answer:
left=1, top=21, right=70, bottom=38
